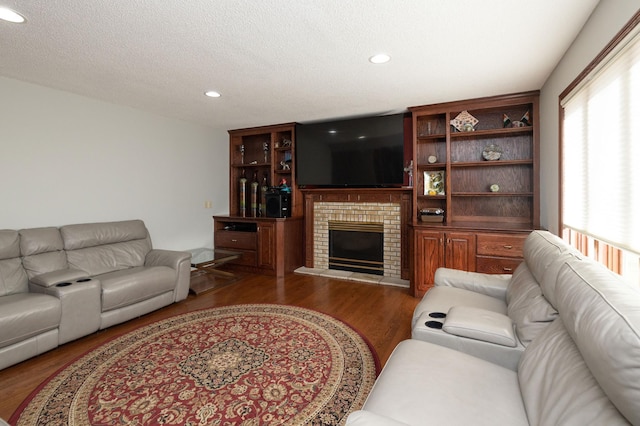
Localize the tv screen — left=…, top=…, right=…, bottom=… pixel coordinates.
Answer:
left=295, top=114, right=405, bottom=187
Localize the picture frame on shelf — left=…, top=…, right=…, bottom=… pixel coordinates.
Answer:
left=423, top=170, right=445, bottom=196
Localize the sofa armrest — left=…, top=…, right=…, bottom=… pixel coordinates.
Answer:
left=346, top=410, right=411, bottom=426
left=443, top=306, right=517, bottom=347
left=145, top=249, right=191, bottom=269
left=29, top=268, right=89, bottom=288
left=434, top=267, right=511, bottom=300
left=145, top=249, right=192, bottom=302
left=28, top=278, right=101, bottom=344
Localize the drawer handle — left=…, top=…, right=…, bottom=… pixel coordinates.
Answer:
left=231, top=239, right=238, bottom=242
left=503, top=267, right=513, bottom=272
left=503, top=245, right=513, bottom=249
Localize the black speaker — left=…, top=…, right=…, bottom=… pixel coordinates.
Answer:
left=265, top=192, right=290, bottom=218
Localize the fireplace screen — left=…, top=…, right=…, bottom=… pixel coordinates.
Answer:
left=328, top=221, right=384, bottom=275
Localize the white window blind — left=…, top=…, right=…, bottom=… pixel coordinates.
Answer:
left=561, top=28, right=640, bottom=255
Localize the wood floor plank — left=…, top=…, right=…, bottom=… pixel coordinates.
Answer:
left=0, top=271, right=419, bottom=420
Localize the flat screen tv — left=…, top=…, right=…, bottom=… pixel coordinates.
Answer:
left=295, top=113, right=405, bottom=187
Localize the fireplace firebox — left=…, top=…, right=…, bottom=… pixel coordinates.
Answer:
left=328, top=221, right=384, bottom=275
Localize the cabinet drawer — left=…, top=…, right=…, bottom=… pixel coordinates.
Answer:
left=476, top=234, right=526, bottom=258
left=476, top=256, right=522, bottom=274
left=215, top=230, right=257, bottom=250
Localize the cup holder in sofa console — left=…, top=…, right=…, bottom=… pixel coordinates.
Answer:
left=425, top=321, right=443, bottom=329
left=429, top=312, right=447, bottom=319
left=76, top=278, right=92, bottom=282
left=56, top=282, right=72, bottom=287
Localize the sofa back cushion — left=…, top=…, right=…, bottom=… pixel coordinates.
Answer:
left=522, top=230, right=582, bottom=309
left=19, top=227, right=67, bottom=279
left=522, top=231, right=573, bottom=283
left=556, top=257, right=640, bottom=424
left=518, top=319, right=629, bottom=425
left=506, top=263, right=557, bottom=345
left=0, top=230, right=28, bottom=296
left=62, top=220, right=152, bottom=276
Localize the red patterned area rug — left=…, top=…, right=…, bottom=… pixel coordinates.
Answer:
left=10, top=304, right=379, bottom=426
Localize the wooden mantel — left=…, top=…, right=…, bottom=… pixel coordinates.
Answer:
left=301, top=188, right=412, bottom=280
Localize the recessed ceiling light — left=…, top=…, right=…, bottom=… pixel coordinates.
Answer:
left=204, top=90, right=221, bottom=98
left=0, top=7, right=26, bottom=23
left=369, top=54, right=390, bottom=64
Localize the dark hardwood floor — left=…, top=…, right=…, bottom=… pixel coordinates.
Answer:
left=0, top=271, right=419, bottom=421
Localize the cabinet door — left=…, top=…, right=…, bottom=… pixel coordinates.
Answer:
left=445, top=232, right=476, bottom=272
left=257, top=222, right=276, bottom=271
left=414, top=230, right=444, bottom=296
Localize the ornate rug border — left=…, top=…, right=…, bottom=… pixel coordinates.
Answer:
left=10, top=303, right=380, bottom=424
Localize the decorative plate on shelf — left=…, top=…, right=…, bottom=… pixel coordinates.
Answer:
left=450, top=110, right=478, bottom=132
left=424, top=171, right=445, bottom=196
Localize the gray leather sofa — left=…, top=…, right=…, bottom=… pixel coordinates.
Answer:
left=0, top=220, right=191, bottom=370
left=346, top=231, right=640, bottom=425
left=411, top=230, right=580, bottom=370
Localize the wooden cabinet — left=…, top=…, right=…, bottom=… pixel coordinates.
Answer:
left=228, top=123, right=302, bottom=219
left=222, top=123, right=303, bottom=277
left=410, top=91, right=539, bottom=228
left=413, top=229, right=476, bottom=297
left=213, top=216, right=303, bottom=277
left=409, top=92, right=538, bottom=297
left=412, top=228, right=527, bottom=296
left=476, top=232, right=526, bottom=274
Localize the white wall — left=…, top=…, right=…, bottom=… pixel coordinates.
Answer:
left=539, top=0, right=638, bottom=234
left=0, top=76, right=229, bottom=250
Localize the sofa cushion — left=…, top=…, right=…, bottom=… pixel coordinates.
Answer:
left=19, top=227, right=63, bottom=256
left=538, top=251, right=583, bottom=309
left=362, top=339, right=528, bottom=426
left=60, top=220, right=149, bottom=250
left=98, top=266, right=175, bottom=312
left=346, top=411, right=411, bottom=426
left=434, top=267, right=511, bottom=300
left=0, top=230, right=21, bottom=260
left=412, top=286, right=507, bottom=328
left=506, top=263, right=557, bottom=345
left=518, top=319, right=628, bottom=425
left=522, top=231, right=572, bottom=283
left=443, top=306, right=517, bottom=347
left=0, top=293, right=61, bottom=349
left=22, top=251, right=68, bottom=278
left=19, top=227, right=68, bottom=279
left=0, top=258, right=28, bottom=297
left=67, top=240, right=151, bottom=276
left=0, top=230, right=28, bottom=296
left=554, top=257, right=640, bottom=424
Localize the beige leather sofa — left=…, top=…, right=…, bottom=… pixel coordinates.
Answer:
left=0, top=220, right=191, bottom=370
left=347, top=231, right=640, bottom=425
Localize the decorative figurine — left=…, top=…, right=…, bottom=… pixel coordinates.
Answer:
left=279, top=178, right=291, bottom=193
left=404, top=160, right=413, bottom=187
left=263, top=142, right=269, bottom=163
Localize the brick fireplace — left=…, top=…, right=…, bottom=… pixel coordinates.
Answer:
left=315, top=202, right=401, bottom=277
left=301, top=188, right=411, bottom=284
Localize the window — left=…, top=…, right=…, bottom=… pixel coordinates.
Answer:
left=560, top=13, right=640, bottom=286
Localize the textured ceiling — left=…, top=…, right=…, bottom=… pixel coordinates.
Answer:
left=0, top=0, right=599, bottom=130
